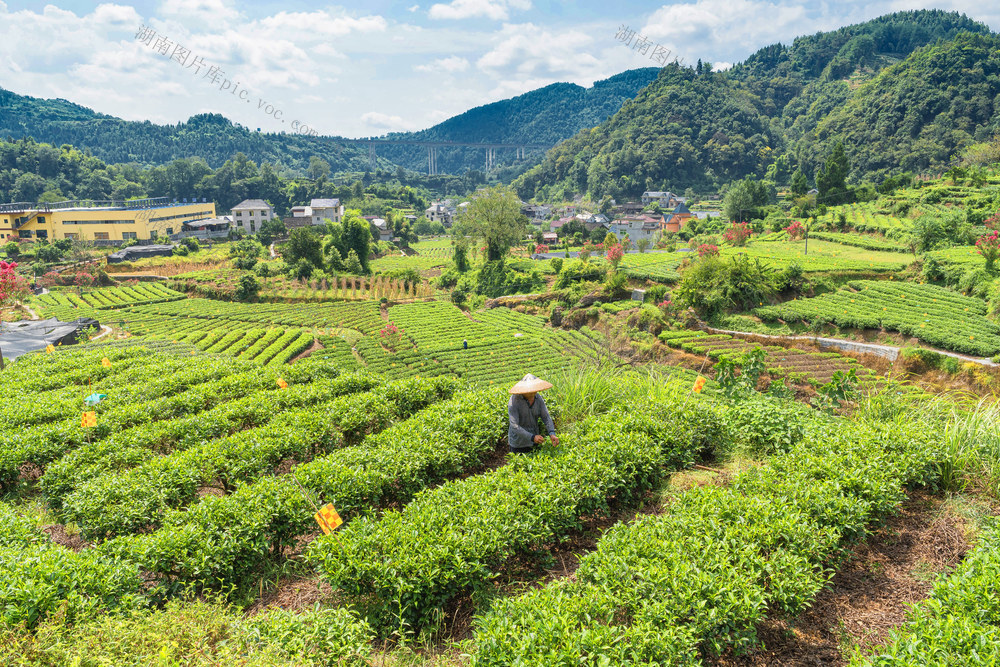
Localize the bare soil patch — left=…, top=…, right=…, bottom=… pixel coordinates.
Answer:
left=42, top=523, right=90, bottom=552
left=709, top=491, right=969, bottom=667
left=245, top=575, right=335, bottom=616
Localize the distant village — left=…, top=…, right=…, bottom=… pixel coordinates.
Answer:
left=1, top=189, right=713, bottom=252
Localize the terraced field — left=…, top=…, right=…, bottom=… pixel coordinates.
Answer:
left=660, top=330, right=877, bottom=386
left=755, top=281, right=1000, bottom=357
left=1, top=338, right=972, bottom=665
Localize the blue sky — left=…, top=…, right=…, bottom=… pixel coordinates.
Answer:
left=1, top=1, right=997, bottom=139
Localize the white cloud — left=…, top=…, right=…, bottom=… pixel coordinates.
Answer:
left=408, top=4, right=420, bottom=11
left=713, top=61, right=733, bottom=71
left=361, top=111, right=421, bottom=132
left=415, top=55, right=470, bottom=73
left=641, top=0, right=810, bottom=61
left=476, top=22, right=601, bottom=81
left=158, top=0, right=240, bottom=26
left=428, top=0, right=531, bottom=21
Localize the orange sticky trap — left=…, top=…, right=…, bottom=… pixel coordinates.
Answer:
left=277, top=378, right=288, bottom=389
left=314, top=503, right=342, bottom=534
left=692, top=376, right=707, bottom=394
left=101, top=357, right=112, bottom=368
left=81, top=411, right=97, bottom=428
left=45, top=344, right=55, bottom=353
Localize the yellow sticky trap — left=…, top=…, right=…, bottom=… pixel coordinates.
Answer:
left=277, top=378, right=288, bottom=389
left=45, top=344, right=55, bottom=354
left=692, top=376, right=707, bottom=394
left=101, top=357, right=112, bottom=368
left=81, top=412, right=97, bottom=428
left=315, top=504, right=342, bottom=534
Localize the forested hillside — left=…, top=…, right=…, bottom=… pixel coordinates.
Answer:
left=378, top=68, right=661, bottom=174
left=0, top=68, right=658, bottom=178
left=0, top=137, right=474, bottom=215
left=514, top=10, right=995, bottom=201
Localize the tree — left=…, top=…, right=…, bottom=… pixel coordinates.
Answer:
left=599, top=195, right=614, bottom=216
left=344, top=249, right=364, bottom=275
left=816, top=141, right=850, bottom=205
left=284, top=227, right=323, bottom=269
left=235, top=274, right=259, bottom=301
left=723, top=178, right=771, bottom=222
left=341, top=211, right=372, bottom=273
left=636, top=238, right=651, bottom=253
left=453, top=185, right=528, bottom=262
left=308, top=156, right=331, bottom=180
left=790, top=168, right=809, bottom=196
left=256, top=217, right=286, bottom=247
left=453, top=238, right=470, bottom=272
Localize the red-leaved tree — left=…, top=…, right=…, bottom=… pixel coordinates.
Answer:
left=723, top=222, right=753, bottom=247
left=976, top=230, right=1000, bottom=272
left=784, top=220, right=806, bottom=240
left=1, top=260, right=30, bottom=368
left=606, top=243, right=624, bottom=269
left=697, top=244, right=720, bottom=258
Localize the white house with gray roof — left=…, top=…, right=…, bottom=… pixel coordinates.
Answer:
left=230, top=199, right=275, bottom=234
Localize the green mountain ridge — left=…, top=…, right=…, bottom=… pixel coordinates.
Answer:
left=514, top=9, right=996, bottom=202
left=0, top=68, right=659, bottom=178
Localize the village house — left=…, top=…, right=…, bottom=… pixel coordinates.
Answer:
left=661, top=203, right=694, bottom=233
left=230, top=199, right=275, bottom=234
left=607, top=215, right=661, bottom=247
left=425, top=201, right=456, bottom=228
left=641, top=191, right=686, bottom=208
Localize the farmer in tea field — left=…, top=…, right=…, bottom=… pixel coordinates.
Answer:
left=508, top=374, right=559, bottom=454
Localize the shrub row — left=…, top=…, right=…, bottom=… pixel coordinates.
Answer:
left=63, top=376, right=457, bottom=540
left=472, top=414, right=940, bottom=664
left=39, top=372, right=382, bottom=507
left=309, top=398, right=725, bottom=634
left=856, top=521, right=1000, bottom=665
left=102, top=386, right=508, bottom=591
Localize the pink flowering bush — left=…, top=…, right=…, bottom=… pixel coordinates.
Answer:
left=379, top=322, right=405, bottom=351
left=697, top=244, right=720, bottom=258
left=535, top=244, right=549, bottom=254
left=0, top=260, right=29, bottom=309
left=723, top=222, right=753, bottom=247
left=606, top=243, right=624, bottom=269
left=976, top=230, right=1000, bottom=272
left=784, top=220, right=806, bottom=240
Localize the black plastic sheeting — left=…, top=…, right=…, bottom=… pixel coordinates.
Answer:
left=107, top=245, right=176, bottom=264
left=0, top=318, right=100, bottom=361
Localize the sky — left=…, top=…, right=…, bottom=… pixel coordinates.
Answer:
left=0, top=0, right=997, bottom=139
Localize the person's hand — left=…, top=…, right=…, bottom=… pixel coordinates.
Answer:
left=550, top=434, right=559, bottom=446
left=533, top=434, right=544, bottom=445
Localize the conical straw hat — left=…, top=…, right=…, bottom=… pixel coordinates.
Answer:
left=509, top=373, right=553, bottom=394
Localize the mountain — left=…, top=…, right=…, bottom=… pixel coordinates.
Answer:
left=377, top=68, right=661, bottom=174
left=513, top=10, right=994, bottom=201
left=0, top=68, right=659, bottom=177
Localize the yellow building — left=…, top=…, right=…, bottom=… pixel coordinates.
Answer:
left=0, top=197, right=216, bottom=244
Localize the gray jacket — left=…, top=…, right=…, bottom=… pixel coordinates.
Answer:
left=507, top=394, right=555, bottom=450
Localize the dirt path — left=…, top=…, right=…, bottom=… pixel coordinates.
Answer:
left=710, top=491, right=969, bottom=666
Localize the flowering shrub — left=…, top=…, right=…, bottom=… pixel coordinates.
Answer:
left=38, top=271, right=61, bottom=288
left=697, top=244, right=720, bottom=258
left=578, top=243, right=593, bottom=262
left=74, top=272, right=95, bottom=289
left=1, top=260, right=29, bottom=307
left=534, top=244, right=549, bottom=254
left=784, top=220, right=806, bottom=240
left=723, top=222, right=753, bottom=247
left=606, top=244, right=624, bottom=269
left=976, top=230, right=1000, bottom=272
left=379, top=322, right=405, bottom=351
